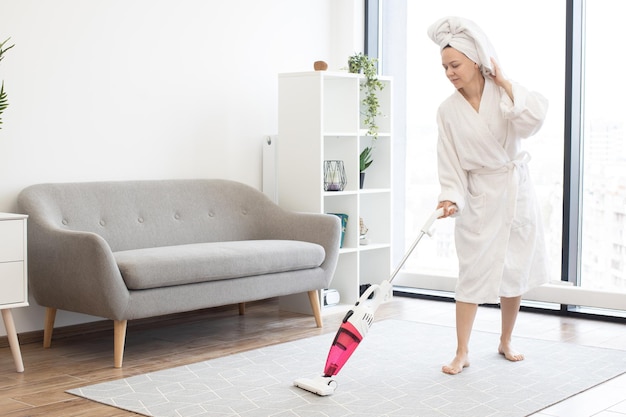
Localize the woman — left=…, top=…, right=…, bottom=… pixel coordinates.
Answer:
left=427, top=17, right=550, bottom=375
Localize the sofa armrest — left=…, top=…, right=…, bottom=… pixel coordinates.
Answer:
left=27, top=224, right=131, bottom=320
left=260, top=209, right=341, bottom=286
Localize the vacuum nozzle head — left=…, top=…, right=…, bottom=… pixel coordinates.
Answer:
left=293, top=376, right=337, bottom=396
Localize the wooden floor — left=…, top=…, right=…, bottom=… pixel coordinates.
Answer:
left=1, top=296, right=625, bottom=417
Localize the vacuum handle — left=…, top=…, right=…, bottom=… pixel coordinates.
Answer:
left=421, top=207, right=445, bottom=235
left=389, top=207, right=445, bottom=284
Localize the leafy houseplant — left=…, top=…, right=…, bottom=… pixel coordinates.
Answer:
left=360, top=146, right=373, bottom=172
left=348, top=53, right=384, bottom=188
left=0, top=38, right=15, bottom=130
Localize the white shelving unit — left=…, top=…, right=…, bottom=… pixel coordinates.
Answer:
left=276, top=71, right=392, bottom=315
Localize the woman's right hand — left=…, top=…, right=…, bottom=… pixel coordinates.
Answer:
left=437, top=200, right=457, bottom=218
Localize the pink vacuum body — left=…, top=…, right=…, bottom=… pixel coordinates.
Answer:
left=324, top=312, right=364, bottom=377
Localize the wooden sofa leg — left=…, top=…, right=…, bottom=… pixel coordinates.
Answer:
left=43, top=307, right=57, bottom=348
left=307, top=290, right=323, bottom=328
left=113, top=320, right=127, bottom=368
left=238, top=302, right=245, bottom=315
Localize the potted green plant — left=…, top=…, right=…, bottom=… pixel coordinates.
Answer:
left=359, top=146, right=373, bottom=189
left=348, top=52, right=384, bottom=188
left=0, top=38, right=15, bottom=130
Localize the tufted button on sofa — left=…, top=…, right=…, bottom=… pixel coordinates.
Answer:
left=17, top=179, right=341, bottom=367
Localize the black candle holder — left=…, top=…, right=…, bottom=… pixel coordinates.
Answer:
left=323, top=160, right=347, bottom=191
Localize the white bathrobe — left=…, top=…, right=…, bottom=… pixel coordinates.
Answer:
left=437, top=78, right=550, bottom=304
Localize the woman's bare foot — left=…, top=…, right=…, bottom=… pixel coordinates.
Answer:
left=442, top=353, right=470, bottom=375
left=498, top=343, right=524, bottom=362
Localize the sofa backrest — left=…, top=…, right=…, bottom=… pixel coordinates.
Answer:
left=18, top=179, right=284, bottom=252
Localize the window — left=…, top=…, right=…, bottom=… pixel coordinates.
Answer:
left=381, top=1, right=564, bottom=288
left=580, top=0, right=626, bottom=293
left=376, top=0, right=626, bottom=316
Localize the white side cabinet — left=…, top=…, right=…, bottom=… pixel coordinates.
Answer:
left=0, top=213, right=28, bottom=373
left=277, top=71, right=392, bottom=314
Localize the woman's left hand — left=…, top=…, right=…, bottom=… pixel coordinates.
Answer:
left=490, top=57, right=513, bottom=101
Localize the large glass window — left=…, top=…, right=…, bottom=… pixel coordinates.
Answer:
left=580, top=0, right=626, bottom=292
left=378, top=0, right=626, bottom=316
left=384, top=2, right=565, bottom=284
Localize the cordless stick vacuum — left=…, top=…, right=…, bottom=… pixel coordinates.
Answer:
left=294, top=207, right=445, bottom=396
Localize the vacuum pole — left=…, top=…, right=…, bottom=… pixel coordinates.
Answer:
left=389, top=207, right=444, bottom=284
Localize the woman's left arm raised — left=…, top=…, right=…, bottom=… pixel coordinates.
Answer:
left=490, top=57, right=548, bottom=138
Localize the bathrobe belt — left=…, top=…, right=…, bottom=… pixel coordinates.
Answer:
left=468, top=152, right=531, bottom=224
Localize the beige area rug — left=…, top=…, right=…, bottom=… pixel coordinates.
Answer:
left=68, top=319, right=626, bottom=417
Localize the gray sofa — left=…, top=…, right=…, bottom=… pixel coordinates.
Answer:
left=17, top=179, right=341, bottom=367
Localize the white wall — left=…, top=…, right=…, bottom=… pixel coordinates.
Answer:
left=0, top=0, right=363, bottom=336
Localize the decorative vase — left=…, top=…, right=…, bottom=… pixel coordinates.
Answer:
left=324, top=160, right=347, bottom=191
left=359, top=172, right=365, bottom=189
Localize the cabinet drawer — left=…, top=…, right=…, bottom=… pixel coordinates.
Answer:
left=0, top=262, right=25, bottom=305
left=0, top=220, right=25, bottom=262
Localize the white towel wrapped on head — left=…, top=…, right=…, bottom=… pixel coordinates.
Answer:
left=427, top=16, right=498, bottom=77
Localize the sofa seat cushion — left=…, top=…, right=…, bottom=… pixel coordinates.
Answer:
left=114, top=240, right=326, bottom=290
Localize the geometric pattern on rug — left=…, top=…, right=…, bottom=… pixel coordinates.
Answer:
left=67, top=319, right=626, bottom=417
